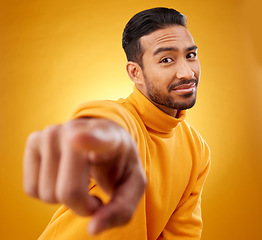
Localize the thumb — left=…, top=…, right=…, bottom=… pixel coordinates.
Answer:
left=87, top=199, right=135, bottom=235
left=87, top=157, right=146, bottom=235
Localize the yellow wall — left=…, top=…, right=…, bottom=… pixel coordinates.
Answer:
left=1, top=0, right=261, bottom=239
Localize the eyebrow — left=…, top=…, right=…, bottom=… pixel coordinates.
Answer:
left=153, top=45, right=198, bottom=56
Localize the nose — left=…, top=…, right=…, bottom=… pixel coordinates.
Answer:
left=176, top=60, right=194, bottom=80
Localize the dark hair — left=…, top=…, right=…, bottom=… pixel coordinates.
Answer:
left=122, top=7, right=187, bottom=67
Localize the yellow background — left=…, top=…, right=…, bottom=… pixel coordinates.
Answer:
left=1, top=0, right=261, bottom=239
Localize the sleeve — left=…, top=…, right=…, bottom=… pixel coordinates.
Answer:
left=71, top=100, right=139, bottom=140
left=160, top=138, right=211, bottom=240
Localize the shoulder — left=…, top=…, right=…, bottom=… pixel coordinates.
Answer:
left=71, top=99, right=139, bottom=137
left=72, top=99, right=128, bottom=118
left=180, top=121, right=209, bottom=149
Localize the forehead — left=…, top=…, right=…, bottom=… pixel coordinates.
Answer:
left=140, top=25, right=195, bottom=53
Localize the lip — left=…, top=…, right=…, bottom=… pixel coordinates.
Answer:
left=172, top=82, right=196, bottom=94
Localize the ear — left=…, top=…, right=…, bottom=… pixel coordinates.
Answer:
left=126, top=61, right=144, bottom=85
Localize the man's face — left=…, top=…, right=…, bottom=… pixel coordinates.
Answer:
left=138, top=25, right=200, bottom=116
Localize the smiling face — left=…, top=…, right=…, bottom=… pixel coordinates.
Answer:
left=128, top=25, right=201, bottom=117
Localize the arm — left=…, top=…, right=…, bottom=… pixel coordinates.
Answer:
left=23, top=118, right=146, bottom=235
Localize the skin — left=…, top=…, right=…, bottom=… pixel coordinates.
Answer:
left=23, top=24, right=200, bottom=236
left=126, top=25, right=200, bottom=117
left=23, top=119, right=146, bottom=235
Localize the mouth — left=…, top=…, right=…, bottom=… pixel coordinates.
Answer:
left=172, top=82, right=196, bottom=94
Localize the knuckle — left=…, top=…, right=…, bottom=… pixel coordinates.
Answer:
left=24, top=184, right=38, bottom=199
left=38, top=189, right=57, bottom=203
left=26, top=131, right=40, bottom=149
left=43, top=125, right=60, bottom=142
left=63, top=119, right=82, bottom=133
left=56, top=187, right=83, bottom=204
left=62, top=120, right=91, bottom=148
left=62, top=121, right=80, bottom=142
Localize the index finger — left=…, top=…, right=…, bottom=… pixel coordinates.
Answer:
left=88, top=154, right=147, bottom=235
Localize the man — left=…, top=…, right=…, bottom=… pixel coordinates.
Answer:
left=23, top=7, right=211, bottom=240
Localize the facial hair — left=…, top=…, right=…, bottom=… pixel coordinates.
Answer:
left=144, top=77, right=198, bottom=110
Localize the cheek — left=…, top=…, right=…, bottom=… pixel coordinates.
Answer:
left=143, top=66, right=164, bottom=83
left=191, top=61, right=201, bottom=78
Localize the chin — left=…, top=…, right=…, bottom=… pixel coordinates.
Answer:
left=148, top=92, right=197, bottom=111
left=172, top=98, right=197, bottom=110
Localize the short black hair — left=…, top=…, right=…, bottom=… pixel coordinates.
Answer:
left=122, top=7, right=187, bottom=67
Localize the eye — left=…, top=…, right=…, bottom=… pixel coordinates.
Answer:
left=160, top=57, right=173, bottom=63
left=186, top=52, right=197, bottom=59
